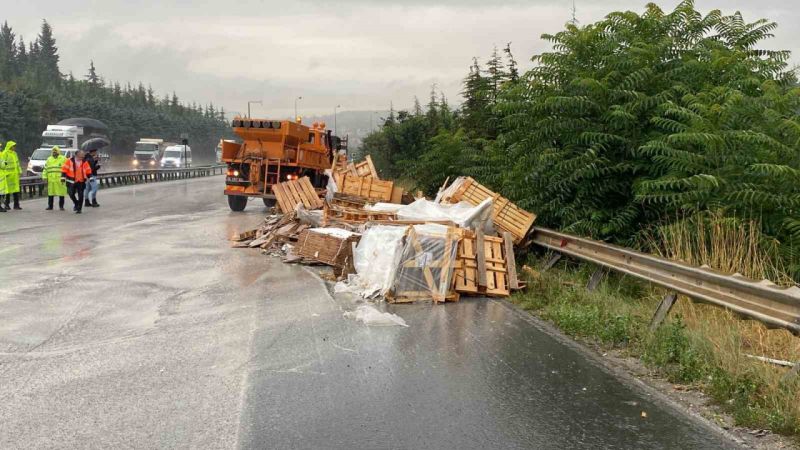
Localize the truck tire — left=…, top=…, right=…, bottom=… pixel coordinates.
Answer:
left=227, top=195, right=247, bottom=212
left=262, top=198, right=276, bottom=208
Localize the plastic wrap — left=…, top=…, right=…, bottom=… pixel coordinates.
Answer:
left=342, top=225, right=408, bottom=297
left=324, top=168, right=337, bottom=202
left=390, top=224, right=459, bottom=303
left=295, top=203, right=323, bottom=227
left=394, top=198, right=494, bottom=231
left=343, top=304, right=408, bottom=327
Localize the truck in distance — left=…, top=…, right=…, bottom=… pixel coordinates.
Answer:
left=132, top=138, right=173, bottom=167
left=27, top=118, right=110, bottom=175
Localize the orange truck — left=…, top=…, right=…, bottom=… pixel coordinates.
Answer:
left=221, top=118, right=346, bottom=211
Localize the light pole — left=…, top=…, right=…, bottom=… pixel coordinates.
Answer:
left=294, top=96, right=303, bottom=121
left=247, top=100, right=262, bottom=118
left=334, top=104, right=341, bottom=135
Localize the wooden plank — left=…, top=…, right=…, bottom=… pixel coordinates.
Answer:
left=503, top=232, right=519, bottom=290
left=476, top=228, right=487, bottom=288
left=298, top=177, right=322, bottom=208
left=649, top=292, right=678, bottom=332
left=271, top=183, right=290, bottom=213
left=286, top=180, right=309, bottom=209
left=365, top=155, right=379, bottom=179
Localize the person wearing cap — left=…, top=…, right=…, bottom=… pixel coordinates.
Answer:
left=83, top=148, right=101, bottom=208
left=43, top=146, right=67, bottom=210
left=1, top=140, right=22, bottom=210
left=61, top=150, right=92, bottom=214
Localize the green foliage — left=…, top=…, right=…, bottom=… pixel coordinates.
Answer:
left=0, top=20, right=230, bottom=159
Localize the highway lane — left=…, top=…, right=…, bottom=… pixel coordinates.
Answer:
left=0, top=176, right=738, bottom=449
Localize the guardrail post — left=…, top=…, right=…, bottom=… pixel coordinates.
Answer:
left=542, top=253, right=562, bottom=272
left=586, top=267, right=607, bottom=291
left=648, top=292, right=678, bottom=332
left=781, top=363, right=800, bottom=383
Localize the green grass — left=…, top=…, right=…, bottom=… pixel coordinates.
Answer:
left=511, top=255, right=800, bottom=438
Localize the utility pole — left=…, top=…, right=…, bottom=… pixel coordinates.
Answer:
left=294, top=96, right=303, bottom=121
left=334, top=104, right=341, bottom=135
left=569, top=0, right=579, bottom=26
left=247, top=100, right=262, bottom=118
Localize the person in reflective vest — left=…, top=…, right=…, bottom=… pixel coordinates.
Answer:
left=43, top=146, right=68, bottom=211
left=61, top=150, right=92, bottom=214
left=1, top=140, right=22, bottom=210
left=0, top=142, right=7, bottom=212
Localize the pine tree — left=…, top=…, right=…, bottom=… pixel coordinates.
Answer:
left=35, top=20, right=59, bottom=84
left=86, top=60, right=100, bottom=86
left=146, top=85, right=155, bottom=106
left=460, top=58, right=491, bottom=137
left=0, top=21, right=16, bottom=82
left=504, top=42, right=519, bottom=82
left=486, top=45, right=505, bottom=104
left=412, top=96, right=422, bottom=116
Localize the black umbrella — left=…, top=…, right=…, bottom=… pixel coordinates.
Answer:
left=81, top=137, right=110, bottom=151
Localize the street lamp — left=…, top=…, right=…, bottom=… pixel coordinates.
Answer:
left=334, top=104, right=341, bottom=135
left=247, top=100, right=262, bottom=118
left=294, top=96, right=303, bottom=121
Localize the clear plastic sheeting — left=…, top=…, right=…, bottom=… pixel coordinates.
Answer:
left=394, top=198, right=494, bottom=232
left=324, top=168, right=337, bottom=202
left=391, top=224, right=460, bottom=303
left=343, top=304, right=408, bottom=327
left=309, top=227, right=359, bottom=239
left=364, top=203, right=402, bottom=213
left=342, top=225, right=408, bottom=297
left=295, top=203, right=323, bottom=227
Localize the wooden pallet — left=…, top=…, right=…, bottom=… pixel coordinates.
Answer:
left=331, top=192, right=369, bottom=209
left=322, top=203, right=398, bottom=226
left=442, top=177, right=536, bottom=244
left=334, top=172, right=403, bottom=203
left=272, top=176, right=324, bottom=213
left=452, top=231, right=511, bottom=297
left=390, top=226, right=460, bottom=303
left=295, top=229, right=360, bottom=268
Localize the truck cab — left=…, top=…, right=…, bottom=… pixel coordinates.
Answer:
left=27, top=125, right=81, bottom=175
left=133, top=139, right=164, bottom=167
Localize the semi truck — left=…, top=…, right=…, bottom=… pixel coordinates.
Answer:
left=27, top=118, right=110, bottom=175
left=222, top=118, right=346, bottom=211
left=132, top=138, right=174, bottom=167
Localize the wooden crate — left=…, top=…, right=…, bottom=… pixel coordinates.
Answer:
left=272, top=176, right=324, bottom=213
left=389, top=226, right=460, bottom=304
left=334, top=172, right=402, bottom=203
left=443, top=177, right=536, bottom=243
left=295, top=229, right=360, bottom=268
left=452, top=231, right=510, bottom=297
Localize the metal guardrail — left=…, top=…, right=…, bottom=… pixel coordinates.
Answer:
left=19, top=165, right=226, bottom=199
left=531, top=227, right=800, bottom=335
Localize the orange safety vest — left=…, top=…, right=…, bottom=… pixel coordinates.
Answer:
left=61, top=158, right=92, bottom=183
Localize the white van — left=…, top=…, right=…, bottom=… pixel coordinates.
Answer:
left=160, top=145, right=192, bottom=168
left=27, top=148, right=77, bottom=176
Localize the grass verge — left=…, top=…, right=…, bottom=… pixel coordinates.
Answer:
left=511, top=259, right=800, bottom=437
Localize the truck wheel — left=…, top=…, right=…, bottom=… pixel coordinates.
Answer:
left=262, top=198, right=276, bottom=208
left=227, top=195, right=247, bottom=212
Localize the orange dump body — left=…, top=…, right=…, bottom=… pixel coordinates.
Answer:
left=223, top=118, right=335, bottom=200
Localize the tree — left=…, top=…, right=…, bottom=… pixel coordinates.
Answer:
left=460, top=58, right=492, bottom=137
left=0, top=22, right=16, bottom=82
left=35, top=20, right=59, bottom=85
left=86, top=60, right=100, bottom=86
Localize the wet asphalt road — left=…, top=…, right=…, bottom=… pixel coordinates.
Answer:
left=0, top=177, right=738, bottom=449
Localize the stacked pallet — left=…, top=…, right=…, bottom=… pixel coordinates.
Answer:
left=334, top=172, right=404, bottom=203
left=272, top=176, right=324, bottom=213
left=322, top=203, right=398, bottom=226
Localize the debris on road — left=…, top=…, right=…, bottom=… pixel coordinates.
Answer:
left=233, top=154, right=536, bottom=304
left=343, top=304, right=409, bottom=327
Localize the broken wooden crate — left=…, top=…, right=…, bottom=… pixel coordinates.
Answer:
left=272, top=176, right=324, bottom=213
left=388, top=225, right=460, bottom=304
left=295, top=228, right=361, bottom=268
left=441, top=177, right=536, bottom=244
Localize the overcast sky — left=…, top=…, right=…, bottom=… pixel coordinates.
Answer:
left=4, top=1, right=799, bottom=117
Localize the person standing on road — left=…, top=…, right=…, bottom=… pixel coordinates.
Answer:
left=0, top=142, right=7, bottom=213
left=43, top=146, right=67, bottom=211
left=1, top=140, right=22, bottom=210
left=61, top=150, right=92, bottom=214
left=83, top=148, right=101, bottom=208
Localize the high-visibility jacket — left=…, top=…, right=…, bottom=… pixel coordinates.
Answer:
left=1, top=141, right=21, bottom=194
left=43, top=153, right=68, bottom=196
left=61, top=157, right=92, bottom=184
left=0, top=149, right=7, bottom=195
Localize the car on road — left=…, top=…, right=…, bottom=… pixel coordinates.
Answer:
left=26, top=148, right=77, bottom=176
left=160, top=145, right=192, bottom=168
